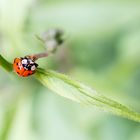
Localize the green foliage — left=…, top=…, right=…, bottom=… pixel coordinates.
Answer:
left=1, top=0, right=140, bottom=140
left=36, top=68, right=140, bottom=123
left=0, top=55, right=12, bottom=72
left=1, top=55, right=140, bottom=123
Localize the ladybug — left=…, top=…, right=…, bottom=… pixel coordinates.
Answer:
left=13, top=57, right=38, bottom=77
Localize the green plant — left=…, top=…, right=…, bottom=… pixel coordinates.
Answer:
left=0, top=43, right=140, bottom=123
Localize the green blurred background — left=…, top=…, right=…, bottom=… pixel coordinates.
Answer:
left=0, top=0, right=140, bottom=140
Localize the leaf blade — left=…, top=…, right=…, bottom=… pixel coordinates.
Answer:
left=36, top=68, right=140, bottom=123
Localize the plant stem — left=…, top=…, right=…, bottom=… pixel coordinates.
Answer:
left=27, top=52, right=49, bottom=61
left=0, top=55, right=13, bottom=72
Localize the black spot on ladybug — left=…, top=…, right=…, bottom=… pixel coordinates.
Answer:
left=27, top=66, right=31, bottom=70
left=16, top=63, right=18, bottom=66
left=17, top=72, right=20, bottom=74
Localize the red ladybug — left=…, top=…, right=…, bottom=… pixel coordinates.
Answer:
left=13, top=57, right=38, bottom=77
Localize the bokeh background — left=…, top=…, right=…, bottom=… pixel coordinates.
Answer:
left=0, top=0, right=140, bottom=140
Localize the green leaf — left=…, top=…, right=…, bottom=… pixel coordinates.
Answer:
left=36, top=68, right=140, bottom=123
left=0, top=55, right=13, bottom=72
